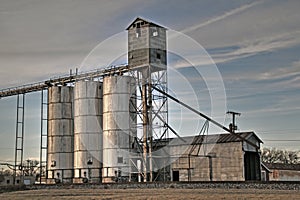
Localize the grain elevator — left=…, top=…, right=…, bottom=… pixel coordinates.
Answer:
left=45, top=17, right=168, bottom=183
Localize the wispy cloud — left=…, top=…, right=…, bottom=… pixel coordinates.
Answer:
left=258, top=60, right=300, bottom=80
left=212, top=30, right=300, bottom=63
left=182, top=0, right=264, bottom=34
left=169, top=29, right=300, bottom=69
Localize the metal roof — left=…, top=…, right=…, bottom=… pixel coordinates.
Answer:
left=153, top=132, right=263, bottom=148
left=189, top=132, right=263, bottom=145
left=263, top=162, right=300, bottom=171
left=126, top=17, right=167, bottom=30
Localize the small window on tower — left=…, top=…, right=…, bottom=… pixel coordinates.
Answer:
left=156, top=53, right=161, bottom=59
left=136, top=23, right=141, bottom=38
left=117, top=157, right=123, bottom=164
left=152, top=27, right=158, bottom=37
left=129, top=53, right=133, bottom=59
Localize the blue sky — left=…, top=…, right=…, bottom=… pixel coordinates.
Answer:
left=0, top=0, right=299, bottom=164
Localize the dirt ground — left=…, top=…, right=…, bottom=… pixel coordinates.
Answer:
left=0, top=188, right=300, bottom=200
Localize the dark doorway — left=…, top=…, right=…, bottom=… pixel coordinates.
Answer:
left=173, top=171, right=179, bottom=181
left=244, top=152, right=261, bottom=180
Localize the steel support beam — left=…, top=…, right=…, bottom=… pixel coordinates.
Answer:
left=151, top=85, right=259, bottom=149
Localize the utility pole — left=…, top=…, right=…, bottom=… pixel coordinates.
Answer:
left=227, top=111, right=241, bottom=133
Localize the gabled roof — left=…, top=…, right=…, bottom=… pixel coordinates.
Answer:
left=126, top=17, right=167, bottom=30
left=153, top=132, right=263, bottom=146
left=190, top=131, right=263, bottom=145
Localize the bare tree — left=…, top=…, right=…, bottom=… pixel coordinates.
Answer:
left=261, top=148, right=299, bottom=164
left=22, top=159, right=39, bottom=176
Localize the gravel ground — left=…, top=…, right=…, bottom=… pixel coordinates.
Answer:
left=0, top=188, right=300, bottom=200
left=1, top=182, right=300, bottom=199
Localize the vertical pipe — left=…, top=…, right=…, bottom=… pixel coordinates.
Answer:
left=188, top=155, right=191, bottom=182
left=142, top=79, right=148, bottom=182
left=148, top=80, right=153, bottom=182
left=232, top=115, right=236, bottom=133
left=46, top=88, right=49, bottom=180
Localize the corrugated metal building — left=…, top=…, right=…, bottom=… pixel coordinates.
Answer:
left=154, top=132, right=263, bottom=181
left=262, top=163, right=300, bottom=181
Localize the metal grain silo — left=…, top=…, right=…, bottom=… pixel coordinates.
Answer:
left=73, top=81, right=103, bottom=183
left=102, top=76, right=136, bottom=183
left=47, top=86, right=74, bottom=183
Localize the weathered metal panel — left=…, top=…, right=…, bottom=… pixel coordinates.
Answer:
left=170, top=142, right=245, bottom=181
left=48, top=103, right=72, bottom=119
left=74, top=99, right=102, bottom=116
left=48, top=119, right=72, bottom=136
left=47, top=136, right=73, bottom=153
left=74, top=115, right=102, bottom=133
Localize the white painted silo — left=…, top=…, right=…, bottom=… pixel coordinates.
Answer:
left=73, top=81, right=103, bottom=183
left=47, top=86, right=74, bottom=183
left=102, top=76, right=136, bottom=183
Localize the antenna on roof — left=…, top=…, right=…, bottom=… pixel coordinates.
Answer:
left=227, top=111, right=241, bottom=133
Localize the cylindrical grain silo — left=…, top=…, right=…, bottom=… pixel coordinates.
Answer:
left=47, top=86, right=74, bottom=184
left=73, top=81, right=103, bottom=183
left=102, top=76, right=136, bottom=183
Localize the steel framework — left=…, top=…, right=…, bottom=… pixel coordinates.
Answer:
left=14, top=93, right=25, bottom=184
left=39, top=89, right=48, bottom=183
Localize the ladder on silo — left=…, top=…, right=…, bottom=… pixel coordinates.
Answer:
left=39, top=89, right=48, bottom=184
left=14, top=93, right=25, bottom=184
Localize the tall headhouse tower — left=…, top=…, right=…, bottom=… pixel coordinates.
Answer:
left=127, top=17, right=167, bottom=75
left=127, top=17, right=168, bottom=182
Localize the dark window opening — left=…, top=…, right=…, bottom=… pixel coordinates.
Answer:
left=156, top=53, right=161, bottom=59
left=16, top=179, right=20, bottom=184
left=173, top=171, right=179, bottom=181
left=6, top=179, right=10, bottom=184
left=117, top=157, right=123, bottom=164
